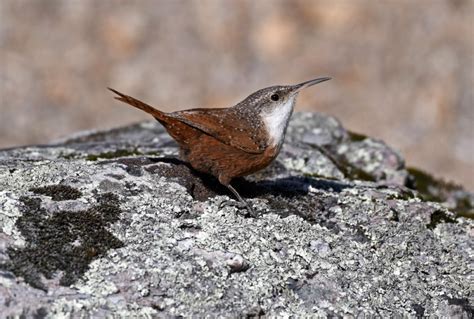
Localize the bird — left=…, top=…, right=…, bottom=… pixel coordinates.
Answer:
left=109, top=77, right=330, bottom=216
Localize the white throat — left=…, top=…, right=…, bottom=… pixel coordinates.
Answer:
left=262, top=97, right=296, bottom=148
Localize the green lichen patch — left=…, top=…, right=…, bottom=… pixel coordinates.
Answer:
left=30, top=185, right=82, bottom=201
left=5, top=193, right=123, bottom=291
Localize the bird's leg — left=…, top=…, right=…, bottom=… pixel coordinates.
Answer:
left=225, top=184, right=257, bottom=217
left=220, top=184, right=257, bottom=217
left=218, top=175, right=256, bottom=217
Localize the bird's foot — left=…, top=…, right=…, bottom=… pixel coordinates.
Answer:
left=218, top=199, right=257, bottom=218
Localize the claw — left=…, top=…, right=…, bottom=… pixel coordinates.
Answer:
left=218, top=199, right=257, bottom=218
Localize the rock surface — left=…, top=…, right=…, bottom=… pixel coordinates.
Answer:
left=0, top=112, right=472, bottom=317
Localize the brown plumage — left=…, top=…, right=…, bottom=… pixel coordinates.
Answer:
left=109, top=77, right=330, bottom=216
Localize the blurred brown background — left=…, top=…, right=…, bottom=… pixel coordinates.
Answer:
left=1, top=0, right=473, bottom=189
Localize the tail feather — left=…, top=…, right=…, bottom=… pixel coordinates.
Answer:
left=108, top=87, right=165, bottom=119
left=108, top=87, right=202, bottom=147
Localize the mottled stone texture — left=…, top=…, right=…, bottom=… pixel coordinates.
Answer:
left=0, top=112, right=472, bottom=317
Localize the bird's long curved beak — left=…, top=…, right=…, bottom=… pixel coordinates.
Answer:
left=291, top=77, right=331, bottom=94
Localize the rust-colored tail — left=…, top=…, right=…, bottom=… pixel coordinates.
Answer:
left=108, top=87, right=202, bottom=148
left=108, top=88, right=165, bottom=120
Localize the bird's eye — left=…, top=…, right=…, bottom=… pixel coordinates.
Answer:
left=271, top=94, right=279, bottom=101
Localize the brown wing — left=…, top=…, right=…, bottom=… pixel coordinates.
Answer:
left=169, top=108, right=267, bottom=154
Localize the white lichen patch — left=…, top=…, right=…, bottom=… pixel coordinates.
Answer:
left=280, top=148, right=344, bottom=180
left=0, top=191, right=26, bottom=246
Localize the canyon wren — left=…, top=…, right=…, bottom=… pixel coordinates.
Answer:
left=109, top=77, right=330, bottom=216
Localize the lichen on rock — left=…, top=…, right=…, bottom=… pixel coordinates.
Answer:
left=0, top=112, right=472, bottom=317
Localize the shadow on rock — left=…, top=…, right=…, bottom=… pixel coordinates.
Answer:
left=141, top=157, right=348, bottom=226
left=142, top=157, right=351, bottom=200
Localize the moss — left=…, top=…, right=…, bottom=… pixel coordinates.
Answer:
left=61, top=153, right=77, bottom=160
left=347, top=131, right=368, bottom=142
left=406, top=168, right=459, bottom=200
left=60, top=149, right=160, bottom=161
left=86, top=149, right=143, bottom=161
left=30, top=185, right=82, bottom=201
left=85, top=149, right=161, bottom=161
left=6, top=193, right=123, bottom=291
left=455, top=197, right=474, bottom=219
left=344, top=165, right=375, bottom=182
left=407, top=167, right=473, bottom=219
left=426, top=210, right=456, bottom=229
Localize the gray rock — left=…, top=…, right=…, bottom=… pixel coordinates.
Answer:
left=0, top=112, right=472, bottom=318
